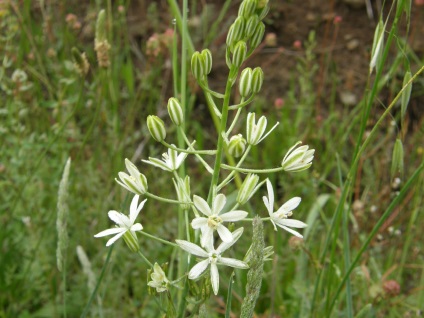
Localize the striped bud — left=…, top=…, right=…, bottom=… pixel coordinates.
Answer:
left=228, top=16, right=246, bottom=51
left=245, top=14, right=259, bottom=38
left=246, top=112, right=267, bottom=145
left=201, top=49, right=213, bottom=75
left=251, top=67, right=264, bottom=93
left=237, top=174, right=260, bottom=204
left=191, top=51, right=205, bottom=80
left=239, top=68, right=253, bottom=97
left=122, top=230, right=139, bottom=253
left=257, top=0, right=269, bottom=9
left=167, top=97, right=184, bottom=126
left=250, top=22, right=265, bottom=51
left=232, top=41, right=247, bottom=68
left=258, top=4, right=270, bottom=20
left=228, top=134, right=247, bottom=158
left=239, top=0, right=257, bottom=18
left=147, top=115, right=166, bottom=142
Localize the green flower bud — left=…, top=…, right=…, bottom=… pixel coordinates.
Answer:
left=167, top=97, right=184, bottom=126
left=228, top=134, right=247, bottom=158
left=191, top=51, right=205, bottom=80
left=391, top=138, right=404, bottom=180
left=201, top=49, right=213, bottom=75
left=122, top=230, right=139, bottom=253
left=227, top=16, right=246, bottom=51
left=239, top=0, right=257, bottom=18
left=246, top=112, right=267, bottom=145
left=239, top=68, right=253, bottom=97
left=257, top=0, right=269, bottom=9
left=147, top=115, right=166, bottom=142
left=237, top=174, right=260, bottom=204
left=232, top=41, right=247, bottom=68
left=257, top=4, right=270, bottom=20
left=250, top=22, right=265, bottom=51
left=251, top=67, right=264, bottom=93
left=245, top=14, right=259, bottom=38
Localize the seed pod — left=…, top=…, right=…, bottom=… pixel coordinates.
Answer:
left=232, top=41, right=247, bottom=68
left=251, top=67, right=264, bottom=93
left=147, top=115, right=166, bottom=142
left=167, top=97, right=184, bottom=126
left=201, top=49, right=213, bottom=75
left=239, top=68, right=253, bottom=97
left=191, top=51, right=205, bottom=80
left=228, top=134, right=247, bottom=158
left=250, top=22, right=265, bottom=51
left=237, top=174, right=259, bottom=204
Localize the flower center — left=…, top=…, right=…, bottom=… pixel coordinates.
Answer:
left=208, top=252, right=220, bottom=264
left=275, top=211, right=293, bottom=219
left=207, top=215, right=223, bottom=229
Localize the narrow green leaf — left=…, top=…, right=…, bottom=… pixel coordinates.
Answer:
left=401, top=70, right=412, bottom=122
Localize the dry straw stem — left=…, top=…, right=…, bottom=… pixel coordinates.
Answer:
left=240, top=216, right=265, bottom=318
left=56, top=158, right=71, bottom=272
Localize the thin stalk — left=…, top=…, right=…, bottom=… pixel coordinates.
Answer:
left=161, top=141, right=217, bottom=155
left=137, top=250, right=153, bottom=268
left=62, top=259, right=67, bottom=318
left=139, top=231, right=179, bottom=248
left=145, top=192, right=189, bottom=205
left=218, top=145, right=252, bottom=191
left=221, top=164, right=284, bottom=174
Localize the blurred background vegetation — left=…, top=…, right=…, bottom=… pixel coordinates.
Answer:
left=0, top=0, right=423, bottom=317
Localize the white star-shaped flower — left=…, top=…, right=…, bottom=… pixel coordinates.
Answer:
left=148, top=263, right=170, bottom=293
left=94, top=195, right=146, bottom=247
left=191, top=194, right=248, bottom=247
left=176, top=228, right=249, bottom=295
left=263, top=179, right=306, bottom=238
left=142, top=146, right=188, bottom=172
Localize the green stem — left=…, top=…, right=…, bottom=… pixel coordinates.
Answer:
left=221, top=164, right=284, bottom=174
left=145, top=192, right=190, bottom=205
left=62, top=258, right=67, bottom=318
left=137, top=250, right=153, bottom=268
left=139, top=231, right=179, bottom=248
left=217, top=145, right=252, bottom=191
left=161, top=141, right=216, bottom=155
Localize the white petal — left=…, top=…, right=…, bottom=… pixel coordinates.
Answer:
left=176, top=240, right=209, bottom=257
left=105, top=230, right=127, bottom=246
left=94, top=227, right=125, bottom=237
left=217, top=225, right=233, bottom=243
left=220, top=210, right=248, bottom=222
left=278, top=225, right=304, bottom=238
left=275, top=218, right=307, bottom=228
left=142, top=158, right=172, bottom=171
left=129, top=195, right=139, bottom=221
left=193, top=195, right=212, bottom=216
left=130, top=198, right=147, bottom=223
left=108, top=211, right=130, bottom=227
left=210, top=263, right=220, bottom=295
left=278, top=197, right=301, bottom=213
left=217, top=228, right=244, bottom=254
left=188, top=259, right=210, bottom=280
left=212, top=194, right=226, bottom=215
left=265, top=179, right=274, bottom=210
left=175, top=152, right=188, bottom=169
left=191, top=217, right=208, bottom=229
left=219, top=257, right=249, bottom=269
left=200, top=226, right=214, bottom=249
left=262, top=196, right=272, bottom=215
left=130, top=223, right=143, bottom=231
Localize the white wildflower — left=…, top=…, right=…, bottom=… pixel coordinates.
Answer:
left=148, top=263, right=169, bottom=293
left=142, top=146, right=188, bottom=172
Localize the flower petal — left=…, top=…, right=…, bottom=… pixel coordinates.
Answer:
left=278, top=197, right=301, bottom=213
left=191, top=217, right=208, bottom=229
left=212, top=194, right=226, bottom=215
left=130, top=198, right=147, bottom=223
left=108, top=211, right=130, bottom=227
left=275, top=218, right=307, bottom=228
left=220, top=210, right=248, bottom=222
left=105, top=230, right=127, bottom=246
left=277, top=225, right=304, bottom=238
left=200, top=226, right=214, bottom=249
left=193, top=195, right=212, bottom=216
left=189, top=259, right=209, bottom=280
left=130, top=223, right=143, bottom=232
left=176, top=240, right=209, bottom=257
left=142, top=158, right=172, bottom=171
left=219, top=257, right=249, bottom=269
left=217, top=227, right=244, bottom=254
left=94, top=227, right=125, bottom=237
left=210, top=263, right=219, bottom=295
left=217, top=224, right=233, bottom=243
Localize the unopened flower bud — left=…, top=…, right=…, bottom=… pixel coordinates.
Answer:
left=228, top=134, right=247, bottom=158
left=116, top=159, right=148, bottom=195
left=148, top=263, right=170, bottom=293
left=147, top=115, right=166, bottom=142
left=239, top=0, right=257, bottom=18
left=245, top=14, right=259, bottom=38
left=239, top=68, right=253, bottom=97
left=257, top=0, right=269, bottom=9
left=251, top=67, right=264, bottom=93
left=173, top=176, right=191, bottom=210
left=250, top=22, right=265, bottom=51
left=191, top=51, right=205, bottom=80
left=71, top=47, right=90, bottom=76
left=232, top=41, right=247, bottom=68
left=258, top=4, right=270, bottom=20
left=167, top=97, right=184, bottom=126
left=237, top=174, right=259, bottom=204
left=281, top=142, right=315, bottom=172
left=201, top=49, right=212, bottom=75
left=227, top=16, right=245, bottom=50
left=246, top=112, right=267, bottom=145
